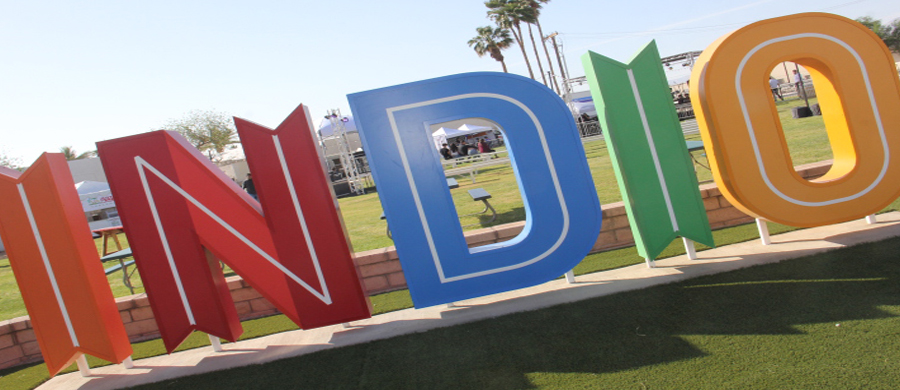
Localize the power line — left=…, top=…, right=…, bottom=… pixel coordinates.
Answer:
left=563, top=22, right=746, bottom=36
left=560, top=0, right=871, bottom=39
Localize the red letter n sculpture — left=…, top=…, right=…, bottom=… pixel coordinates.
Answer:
left=96, top=105, right=371, bottom=352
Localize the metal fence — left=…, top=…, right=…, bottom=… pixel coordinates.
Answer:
left=577, top=120, right=602, bottom=137
left=779, top=83, right=817, bottom=99
left=674, top=103, right=695, bottom=121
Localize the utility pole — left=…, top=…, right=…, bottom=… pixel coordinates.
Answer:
left=541, top=33, right=562, bottom=94
left=547, top=71, right=557, bottom=94
left=781, top=61, right=790, bottom=85
left=794, top=63, right=811, bottom=109
left=547, top=32, right=569, bottom=98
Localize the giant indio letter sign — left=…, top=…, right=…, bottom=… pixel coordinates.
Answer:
left=691, top=13, right=900, bottom=227
left=1, top=12, right=899, bottom=375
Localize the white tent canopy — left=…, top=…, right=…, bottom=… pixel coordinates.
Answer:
left=432, top=124, right=497, bottom=150
left=572, top=97, right=597, bottom=117
left=457, top=124, right=493, bottom=132
left=74, top=181, right=115, bottom=213
left=75, top=181, right=110, bottom=194
left=317, top=115, right=359, bottom=138
left=216, top=143, right=245, bottom=162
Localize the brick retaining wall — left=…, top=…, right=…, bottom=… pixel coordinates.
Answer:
left=0, top=161, right=833, bottom=370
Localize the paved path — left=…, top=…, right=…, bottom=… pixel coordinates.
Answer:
left=40, top=212, right=900, bottom=389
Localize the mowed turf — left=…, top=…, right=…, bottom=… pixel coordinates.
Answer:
left=3, top=215, right=898, bottom=390
left=124, top=235, right=900, bottom=389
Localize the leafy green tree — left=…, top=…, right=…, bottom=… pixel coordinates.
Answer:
left=856, top=16, right=900, bottom=53
left=469, top=26, right=514, bottom=72
left=59, top=146, right=96, bottom=160
left=164, top=110, right=238, bottom=162
left=486, top=0, right=537, bottom=80
left=0, top=150, right=22, bottom=170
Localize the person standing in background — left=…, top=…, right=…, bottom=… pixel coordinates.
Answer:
left=243, top=173, right=258, bottom=201
left=449, top=140, right=460, bottom=157
left=440, top=143, right=452, bottom=160
left=769, top=76, right=784, bottom=101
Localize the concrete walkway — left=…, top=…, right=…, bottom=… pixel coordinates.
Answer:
left=40, top=212, right=900, bottom=389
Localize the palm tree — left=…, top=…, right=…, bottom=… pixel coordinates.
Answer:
left=525, top=21, right=547, bottom=86
left=486, top=0, right=537, bottom=80
left=469, top=26, right=514, bottom=72
left=523, top=0, right=561, bottom=93
left=59, top=146, right=95, bottom=160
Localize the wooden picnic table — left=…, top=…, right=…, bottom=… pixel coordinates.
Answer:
left=92, top=226, right=125, bottom=256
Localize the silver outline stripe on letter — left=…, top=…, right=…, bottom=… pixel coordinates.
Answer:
left=18, top=183, right=80, bottom=346
left=735, top=33, right=888, bottom=206
left=385, top=92, right=570, bottom=283
left=627, top=69, right=679, bottom=232
left=136, top=157, right=196, bottom=325
left=136, top=158, right=330, bottom=304
left=273, top=134, right=332, bottom=304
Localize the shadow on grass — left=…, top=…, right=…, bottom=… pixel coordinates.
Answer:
left=129, top=236, right=900, bottom=390
left=475, top=205, right=524, bottom=229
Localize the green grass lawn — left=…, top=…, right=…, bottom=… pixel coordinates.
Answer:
left=3, top=216, right=898, bottom=390
left=119, top=233, right=900, bottom=389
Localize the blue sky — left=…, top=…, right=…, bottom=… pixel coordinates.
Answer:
left=2, top=0, right=899, bottom=163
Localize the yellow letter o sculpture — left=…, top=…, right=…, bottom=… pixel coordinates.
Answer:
left=690, top=13, right=900, bottom=227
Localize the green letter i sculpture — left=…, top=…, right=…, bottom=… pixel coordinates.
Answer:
left=582, top=41, right=714, bottom=267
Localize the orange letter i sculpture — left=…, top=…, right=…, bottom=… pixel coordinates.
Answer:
left=0, top=154, right=132, bottom=376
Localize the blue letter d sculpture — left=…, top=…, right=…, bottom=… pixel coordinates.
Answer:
left=349, top=73, right=602, bottom=307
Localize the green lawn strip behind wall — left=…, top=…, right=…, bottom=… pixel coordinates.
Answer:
left=129, top=235, right=900, bottom=389
left=3, top=210, right=898, bottom=390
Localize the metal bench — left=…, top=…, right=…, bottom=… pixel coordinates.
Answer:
left=104, top=260, right=135, bottom=275
left=379, top=185, right=497, bottom=238
left=379, top=178, right=458, bottom=239
left=101, top=247, right=137, bottom=294
left=380, top=212, right=392, bottom=239
left=462, top=188, right=497, bottom=227
left=685, top=140, right=710, bottom=171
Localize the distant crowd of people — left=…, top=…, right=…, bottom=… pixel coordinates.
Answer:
left=440, top=137, right=495, bottom=160
left=768, top=70, right=808, bottom=101
left=578, top=113, right=597, bottom=123
left=673, top=93, right=691, bottom=104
